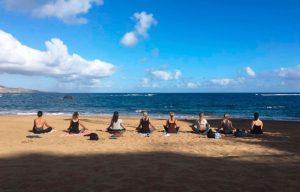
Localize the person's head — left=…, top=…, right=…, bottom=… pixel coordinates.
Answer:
left=170, top=112, right=175, bottom=120
left=112, top=111, right=119, bottom=123
left=37, top=111, right=43, bottom=117
left=254, top=112, right=259, bottom=120
left=199, top=112, right=204, bottom=120
left=224, top=113, right=229, bottom=119
left=143, top=111, right=148, bottom=120
left=72, top=112, right=79, bottom=119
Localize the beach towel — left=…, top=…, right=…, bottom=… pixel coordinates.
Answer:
left=61, top=130, right=90, bottom=136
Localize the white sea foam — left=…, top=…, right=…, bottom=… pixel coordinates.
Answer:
left=261, top=94, right=300, bottom=96
left=17, top=112, right=37, bottom=115
left=135, top=110, right=147, bottom=113
left=267, top=106, right=286, bottom=109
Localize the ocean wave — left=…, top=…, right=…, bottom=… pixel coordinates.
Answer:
left=109, top=94, right=156, bottom=97
left=17, top=112, right=37, bottom=115
left=261, top=94, right=300, bottom=96
left=267, top=106, right=286, bottom=109
left=135, top=110, right=147, bottom=113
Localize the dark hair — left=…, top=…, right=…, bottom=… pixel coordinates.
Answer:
left=254, top=112, right=259, bottom=120
left=37, top=111, right=43, bottom=117
left=72, top=112, right=79, bottom=119
left=112, top=111, right=119, bottom=123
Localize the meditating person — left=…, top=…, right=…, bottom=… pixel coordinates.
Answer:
left=248, top=112, right=263, bottom=134
left=190, top=112, right=210, bottom=134
left=216, top=113, right=235, bottom=134
left=68, top=112, right=89, bottom=133
left=136, top=111, right=157, bottom=133
left=164, top=112, right=180, bottom=133
left=107, top=111, right=127, bottom=133
left=32, top=111, right=55, bottom=134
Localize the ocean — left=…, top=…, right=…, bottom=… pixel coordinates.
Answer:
left=0, top=93, right=299, bottom=121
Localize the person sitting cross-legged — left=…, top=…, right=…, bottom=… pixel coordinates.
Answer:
left=190, top=112, right=210, bottom=134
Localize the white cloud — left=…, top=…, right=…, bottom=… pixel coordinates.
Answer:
left=244, top=67, right=256, bottom=77
left=145, top=63, right=182, bottom=81
left=58, top=80, right=114, bottom=89
left=120, top=32, right=138, bottom=47
left=1, top=0, right=103, bottom=24
left=150, top=70, right=182, bottom=81
left=0, top=30, right=118, bottom=86
left=187, top=82, right=201, bottom=88
left=141, top=78, right=150, bottom=87
left=273, top=65, right=300, bottom=80
left=210, top=79, right=237, bottom=86
left=120, top=12, right=157, bottom=47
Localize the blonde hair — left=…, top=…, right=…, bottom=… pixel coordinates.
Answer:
left=143, top=111, right=148, bottom=120
left=72, top=112, right=79, bottom=119
left=224, top=113, right=229, bottom=119
left=199, top=112, right=204, bottom=121
left=170, top=112, right=175, bottom=120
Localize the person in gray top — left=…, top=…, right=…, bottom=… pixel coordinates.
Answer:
left=190, top=112, right=210, bottom=134
left=216, top=113, right=235, bottom=134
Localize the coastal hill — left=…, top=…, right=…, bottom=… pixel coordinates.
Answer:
left=0, top=85, right=45, bottom=93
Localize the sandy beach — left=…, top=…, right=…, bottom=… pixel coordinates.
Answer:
left=0, top=116, right=300, bottom=192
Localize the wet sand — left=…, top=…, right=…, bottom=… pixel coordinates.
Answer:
left=0, top=116, right=300, bottom=192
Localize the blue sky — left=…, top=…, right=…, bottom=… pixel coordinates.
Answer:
left=0, top=0, right=299, bottom=92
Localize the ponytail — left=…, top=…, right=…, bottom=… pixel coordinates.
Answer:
left=112, top=111, right=119, bottom=123
left=143, top=111, right=148, bottom=121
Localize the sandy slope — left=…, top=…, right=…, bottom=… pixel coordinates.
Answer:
left=0, top=116, right=299, bottom=192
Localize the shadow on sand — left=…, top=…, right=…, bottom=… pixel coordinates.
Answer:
left=1, top=151, right=299, bottom=192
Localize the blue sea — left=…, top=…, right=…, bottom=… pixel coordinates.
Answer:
left=0, top=93, right=299, bottom=121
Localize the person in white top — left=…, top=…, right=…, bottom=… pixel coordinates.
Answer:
left=107, top=111, right=127, bottom=133
left=190, top=112, right=210, bottom=134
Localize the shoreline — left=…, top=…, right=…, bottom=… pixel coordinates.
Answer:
left=2, top=115, right=300, bottom=122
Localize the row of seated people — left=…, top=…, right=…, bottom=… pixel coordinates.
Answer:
left=32, top=111, right=263, bottom=135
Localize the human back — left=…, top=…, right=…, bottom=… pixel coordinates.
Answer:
left=33, top=111, right=55, bottom=134
left=249, top=112, right=263, bottom=134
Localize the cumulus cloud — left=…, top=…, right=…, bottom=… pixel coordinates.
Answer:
left=145, top=63, right=182, bottom=81
left=140, top=78, right=150, bottom=87
left=177, top=81, right=201, bottom=89
left=210, top=79, right=237, bottom=86
left=120, top=31, right=138, bottom=47
left=1, top=0, right=103, bottom=24
left=0, top=30, right=118, bottom=87
left=273, top=65, right=300, bottom=80
left=120, top=12, right=157, bottom=47
left=244, top=67, right=256, bottom=77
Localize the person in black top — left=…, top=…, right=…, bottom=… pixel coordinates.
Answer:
left=248, top=112, right=263, bottom=134
left=164, top=112, right=180, bottom=133
left=136, top=111, right=157, bottom=133
left=68, top=112, right=89, bottom=133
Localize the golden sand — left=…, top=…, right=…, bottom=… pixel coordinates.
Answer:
left=0, top=116, right=299, bottom=192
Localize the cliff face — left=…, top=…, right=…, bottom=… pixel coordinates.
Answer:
left=0, top=85, right=41, bottom=93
